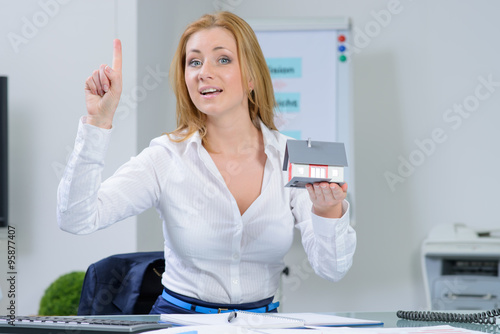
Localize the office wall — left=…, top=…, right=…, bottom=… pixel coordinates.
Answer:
left=134, top=1, right=196, bottom=252
left=0, top=0, right=139, bottom=315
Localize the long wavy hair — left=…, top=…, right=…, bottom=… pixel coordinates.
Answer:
left=168, top=11, right=276, bottom=142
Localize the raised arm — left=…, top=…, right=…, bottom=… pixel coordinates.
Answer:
left=57, top=39, right=141, bottom=234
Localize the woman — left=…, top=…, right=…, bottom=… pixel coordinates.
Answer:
left=57, top=11, right=356, bottom=314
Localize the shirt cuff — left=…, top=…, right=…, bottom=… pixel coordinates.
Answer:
left=311, top=200, right=350, bottom=237
left=77, top=116, right=113, bottom=161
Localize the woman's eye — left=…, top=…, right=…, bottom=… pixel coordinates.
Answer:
left=189, top=60, right=202, bottom=67
left=219, top=57, right=231, bottom=64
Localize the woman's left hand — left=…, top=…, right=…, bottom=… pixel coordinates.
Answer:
left=306, top=182, right=348, bottom=218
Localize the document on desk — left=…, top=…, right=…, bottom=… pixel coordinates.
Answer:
left=160, top=312, right=382, bottom=328
left=160, top=311, right=304, bottom=328
left=148, top=324, right=489, bottom=334
left=277, top=313, right=383, bottom=326
left=253, top=325, right=491, bottom=333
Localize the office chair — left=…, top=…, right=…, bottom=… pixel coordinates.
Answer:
left=78, top=251, right=164, bottom=315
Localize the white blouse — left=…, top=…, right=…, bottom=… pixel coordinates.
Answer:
left=57, top=117, right=356, bottom=304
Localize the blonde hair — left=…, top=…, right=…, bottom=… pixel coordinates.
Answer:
left=168, top=11, right=276, bottom=142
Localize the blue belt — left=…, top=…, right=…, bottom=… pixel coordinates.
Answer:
left=161, top=290, right=279, bottom=314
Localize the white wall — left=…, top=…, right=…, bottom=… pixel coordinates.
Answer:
left=135, top=0, right=184, bottom=252
left=0, top=0, right=139, bottom=315
left=2, top=0, right=500, bottom=316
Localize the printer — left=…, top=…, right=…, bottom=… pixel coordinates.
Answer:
left=422, top=222, right=500, bottom=310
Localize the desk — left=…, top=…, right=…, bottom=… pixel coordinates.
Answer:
left=1, top=312, right=498, bottom=333
left=102, top=311, right=499, bottom=329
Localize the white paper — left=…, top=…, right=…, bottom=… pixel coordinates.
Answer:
left=147, top=325, right=487, bottom=334
left=304, top=325, right=488, bottom=333
left=277, top=313, right=382, bottom=326
left=147, top=325, right=253, bottom=334
left=160, top=311, right=304, bottom=328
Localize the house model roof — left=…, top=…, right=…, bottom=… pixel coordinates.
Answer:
left=283, top=139, right=348, bottom=171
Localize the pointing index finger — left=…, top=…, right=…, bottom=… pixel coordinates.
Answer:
left=112, top=38, right=122, bottom=72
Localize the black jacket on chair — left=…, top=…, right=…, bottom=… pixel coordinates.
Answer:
left=78, top=251, right=165, bottom=315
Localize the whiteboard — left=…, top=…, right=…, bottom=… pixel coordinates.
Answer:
left=250, top=18, right=355, bottom=213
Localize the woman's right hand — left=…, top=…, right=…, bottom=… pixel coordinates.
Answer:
left=84, top=39, right=123, bottom=129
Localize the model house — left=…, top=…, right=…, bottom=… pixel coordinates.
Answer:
left=283, top=139, right=348, bottom=188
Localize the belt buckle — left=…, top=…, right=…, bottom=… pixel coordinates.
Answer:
left=218, top=308, right=228, bottom=314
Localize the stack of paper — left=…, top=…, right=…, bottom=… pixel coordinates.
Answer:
left=160, top=311, right=305, bottom=329
left=159, top=312, right=383, bottom=329
left=150, top=325, right=490, bottom=334
left=277, top=313, right=383, bottom=327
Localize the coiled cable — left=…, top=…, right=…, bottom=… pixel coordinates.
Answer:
left=397, top=309, right=500, bottom=325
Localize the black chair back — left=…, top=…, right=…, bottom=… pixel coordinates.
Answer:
left=78, top=251, right=164, bottom=315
